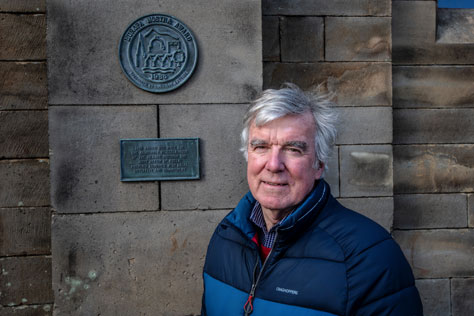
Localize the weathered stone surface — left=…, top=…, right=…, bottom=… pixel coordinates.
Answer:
left=0, top=1, right=45, bottom=12
left=0, top=62, right=47, bottom=110
left=262, top=16, right=279, bottom=62
left=451, top=278, right=474, bottom=316
left=469, top=194, right=474, bottom=228
left=47, top=0, right=261, bottom=104
left=159, top=104, right=248, bottom=210
left=338, top=197, right=393, bottom=231
left=415, top=279, right=450, bottom=316
left=0, top=207, right=51, bottom=256
left=262, top=0, right=390, bottom=16
left=394, top=109, right=474, bottom=144
left=337, top=107, right=392, bottom=144
left=340, top=145, right=393, bottom=197
left=393, top=66, right=474, bottom=108
left=394, top=194, right=467, bottom=229
left=325, top=17, right=391, bottom=62
left=0, top=14, right=45, bottom=60
left=0, top=159, right=49, bottom=207
left=0, top=111, right=48, bottom=158
left=49, top=106, right=159, bottom=213
left=324, top=147, right=339, bottom=198
left=0, top=304, right=52, bottom=316
left=280, top=17, right=323, bottom=62
left=437, top=9, right=474, bottom=44
left=52, top=210, right=226, bottom=315
left=393, top=229, right=474, bottom=278
left=394, top=145, right=474, bottom=194
left=0, top=256, right=53, bottom=306
left=264, top=62, right=392, bottom=106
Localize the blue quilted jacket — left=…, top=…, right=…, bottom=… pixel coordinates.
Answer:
left=202, top=180, right=423, bottom=315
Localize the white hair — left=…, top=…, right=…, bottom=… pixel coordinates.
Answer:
left=240, top=83, right=337, bottom=175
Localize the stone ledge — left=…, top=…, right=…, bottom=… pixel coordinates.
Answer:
left=262, top=0, right=390, bottom=16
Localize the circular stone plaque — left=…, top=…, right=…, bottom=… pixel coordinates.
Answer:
left=119, top=14, right=198, bottom=93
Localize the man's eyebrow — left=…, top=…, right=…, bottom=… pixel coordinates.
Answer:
left=249, top=139, right=268, bottom=146
left=284, top=141, right=308, bottom=151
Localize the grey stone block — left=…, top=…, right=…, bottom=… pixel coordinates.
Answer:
left=262, top=16, right=280, bottom=62
left=159, top=104, right=248, bottom=210
left=262, top=0, right=390, bottom=16
left=324, top=147, right=339, bottom=198
left=47, top=0, right=262, bottom=104
left=325, top=17, right=391, bottom=62
left=437, top=9, right=474, bottom=44
left=393, top=66, right=474, bottom=108
left=415, top=279, right=450, bottom=316
left=394, top=109, right=474, bottom=144
left=393, top=229, right=474, bottom=278
left=280, top=17, right=323, bottom=62
left=394, top=145, right=474, bottom=194
left=451, top=278, right=474, bottom=316
left=0, top=111, right=48, bottom=158
left=264, top=62, right=392, bottom=106
left=337, top=107, right=392, bottom=145
left=0, top=1, right=45, bottom=12
left=0, top=304, right=52, bottom=316
left=337, top=197, right=393, bottom=232
left=0, top=256, right=53, bottom=306
left=49, top=106, right=159, bottom=213
left=340, top=145, right=393, bottom=197
left=0, top=14, right=45, bottom=60
left=394, top=194, right=467, bottom=229
left=469, top=194, right=474, bottom=228
left=0, top=159, right=49, bottom=207
left=52, top=210, right=227, bottom=315
left=0, top=62, right=47, bottom=110
left=0, top=207, right=51, bottom=256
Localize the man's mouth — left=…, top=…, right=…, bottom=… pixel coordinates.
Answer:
left=262, top=181, right=287, bottom=186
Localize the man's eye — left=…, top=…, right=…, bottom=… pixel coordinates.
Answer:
left=286, top=148, right=303, bottom=154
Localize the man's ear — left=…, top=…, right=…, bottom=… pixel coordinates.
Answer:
left=315, top=161, right=324, bottom=179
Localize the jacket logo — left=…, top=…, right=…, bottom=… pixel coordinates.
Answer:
left=276, top=287, right=299, bottom=295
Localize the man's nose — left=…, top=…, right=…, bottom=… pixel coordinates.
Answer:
left=266, top=148, right=284, bottom=172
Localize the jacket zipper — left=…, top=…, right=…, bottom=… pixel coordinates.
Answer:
left=243, top=230, right=279, bottom=316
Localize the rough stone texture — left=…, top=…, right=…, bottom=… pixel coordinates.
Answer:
left=325, top=17, right=391, bottom=62
left=451, top=278, right=474, bottom=316
left=262, top=0, right=390, bottom=16
left=264, top=62, right=392, bottom=106
left=52, top=210, right=227, bottom=315
left=262, top=16, right=279, bottom=62
left=159, top=104, right=248, bottom=210
left=393, top=66, right=474, bottom=108
left=0, top=14, right=46, bottom=60
left=394, top=194, right=467, bottom=229
left=337, top=197, right=393, bottom=232
left=0, top=62, right=47, bottom=110
left=324, top=147, right=339, bottom=198
left=394, top=145, right=474, bottom=194
left=0, top=1, right=45, bottom=12
left=0, top=256, right=53, bottom=306
left=340, top=145, right=393, bottom=197
left=0, top=304, right=52, bottom=316
left=469, top=194, right=474, bottom=228
left=49, top=106, right=159, bottom=213
left=394, top=109, right=474, bottom=144
left=415, top=279, right=450, bottom=316
left=337, top=107, right=392, bottom=144
left=437, top=9, right=474, bottom=44
left=0, top=207, right=51, bottom=256
left=0, top=159, right=49, bottom=207
left=393, top=229, right=474, bottom=278
left=0, top=111, right=48, bottom=158
left=280, top=17, right=323, bottom=62
left=47, top=0, right=262, bottom=104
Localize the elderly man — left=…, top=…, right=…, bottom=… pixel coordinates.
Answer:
left=201, top=84, right=422, bottom=315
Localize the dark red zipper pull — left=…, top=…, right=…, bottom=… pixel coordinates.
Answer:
left=243, top=294, right=254, bottom=315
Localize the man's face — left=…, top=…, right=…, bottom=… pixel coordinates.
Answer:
left=247, top=112, right=323, bottom=215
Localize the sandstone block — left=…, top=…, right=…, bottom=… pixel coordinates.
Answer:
left=451, top=278, right=474, bottom=316
left=415, top=279, right=450, bottom=316
left=324, top=147, right=339, bottom=198
left=0, top=14, right=45, bottom=60
left=280, top=17, right=323, bottom=62
left=325, top=17, right=391, bottom=62
left=0, top=256, right=53, bottom=306
left=262, top=16, right=279, bottom=62
left=262, top=0, right=390, bottom=16
left=264, top=62, right=392, bottom=106
left=0, top=62, right=47, bottom=110
left=340, top=145, right=393, bottom=197
left=49, top=106, right=159, bottom=213
left=0, top=159, right=49, bottom=207
left=437, top=9, right=474, bottom=44
left=47, top=0, right=261, bottom=104
left=0, top=1, right=45, bottom=12
left=337, top=197, right=393, bottom=232
left=393, top=66, right=474, bottom=108
left=0, top=111, right=48, bottom=158
left=52, top=210, right=227, bottom=315
left=0, top=207, right=51, bottom=256
left=394, top=145, right=474, bottom=194
left=0, top=304, right=52, bottom=316
left=159, top=104, right=248, bottom=210
left=337, top=107, right=392, bottom=144
left=469, top=194, right=474, bottom=227
left=393, top=229, right=474, bottom=278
